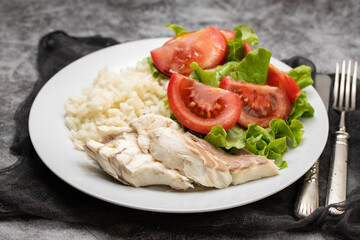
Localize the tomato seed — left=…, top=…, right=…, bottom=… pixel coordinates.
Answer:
left=188, top=102, right=196, bottom=108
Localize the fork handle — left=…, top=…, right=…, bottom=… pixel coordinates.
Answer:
left=294, top=160, right=319, bottom=218
left=326, top=130, right=349, bottom=214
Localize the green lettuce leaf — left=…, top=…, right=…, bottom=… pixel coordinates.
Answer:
left=226, top=39, right=245, bottom=62
left=246, top=124, right=274, bottom=144
left=204, top=125, right=227, bottom=148
left=285, top=65, right=315, bottom=123
left=224, top=125, right=246, bottom=150
left=245, top=135, right=268, bottom=156
left=226, top=24, right=258, bottom=62
left=205, top=125, right=246, bottom=150
left=166, top=23, right=187, bottom=36
left=269, top=119, right=304, bottom=147
left=266, top=137, right=287, bottom=168
left=287, top=92, right=315, bottom=122
left=203, top=118, right=306, bottom=169
left=189, top=61, right=239, bottom=87
left=147, top=57, right=169, bottom=79
left=287, top=65, right=314, bottom=90
left=233, top=24, right=259, bottom=46
left=226, top=26, right=245, bottom=62
left=231, top=48, right=271, bottom=84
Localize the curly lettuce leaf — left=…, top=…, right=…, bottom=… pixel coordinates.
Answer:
left=266, top=137, right=288, bottom=168
left=204, top=125, right=246, bottom=150
left=166, top=23, right=187, bottom=36
left=287, top=92, right=315, bottom=122
left=225, top=125, right=247, bottom=150
left=287, top=65, right=314, bottom=90
left=226, top=24, right=258, bottom=62
left=204, top=118, right=305, bottom=169
left=226, top=39, right=245, bottom=62
left=233, top=24, right=259, bottom=46
left=245, top=124, right=274, bottom=157
left=285, top=65, right=314, bottom=122
left=246, top=124, right=274, bottom=144
left=204, top=125, right=227, bottom=148
left=245, top=121, right=295, bottom=168
left=189, top=61, right=239, bottom=87
left=269, top=119, right=304, bottom=147
left=245, top=135, right=268, bottom=156
left=226, top=27, right=245, bottom=62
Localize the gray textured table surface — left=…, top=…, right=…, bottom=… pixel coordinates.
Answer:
left=1, top=0, right=359, bottom=239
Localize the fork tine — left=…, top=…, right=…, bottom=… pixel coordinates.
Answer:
left=333, top=62, right=340, bottom=109
left=345, top=60, right=352, bottom=110
left=351, top=61, right=358, bottom=110
left=338, top=61, right=346, bottom=109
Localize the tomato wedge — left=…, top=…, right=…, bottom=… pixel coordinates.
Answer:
left=163, top=32, right=194, bottom=45
left=219, top=76, right=290, bottom=128
left=219, top=29, right=235, bottom=40
left=151, top=26, right=228, bottom=76
left=168, top=73, right=241, bottom=134
left=243, top=41, right=301, bottom=102
left=163, top=29, right=235, bottom=46
left=266, top=64, right=301, bottom=102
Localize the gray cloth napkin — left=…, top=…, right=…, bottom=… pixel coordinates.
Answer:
left=1, top=31, right=359, bottom=239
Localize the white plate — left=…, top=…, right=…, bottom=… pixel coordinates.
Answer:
left=29, top=38, right=329, bottom=213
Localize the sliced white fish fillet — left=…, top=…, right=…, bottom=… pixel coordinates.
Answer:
left=85, top=131, right=193, bottom=190
left=224, top=148, right=280, bottom=185
left=148, top=128, right=232, bottom=188
left=84, top=114, right=279, bottom=190
left=129, top=114, right=181, bottom=153
left=181, top=133, right=279, bottom=185
left=148, top=128, right=279, bottom=188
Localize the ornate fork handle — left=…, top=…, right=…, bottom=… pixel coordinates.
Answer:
left=326, top=128, right=349, bottom=214
left=294, top=160, right=319, bottom=218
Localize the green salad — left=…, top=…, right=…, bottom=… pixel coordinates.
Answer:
left=148, top=24, right=315, bottom=169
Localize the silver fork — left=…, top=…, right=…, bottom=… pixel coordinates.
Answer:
left=326, top=60, right=358, bottom=214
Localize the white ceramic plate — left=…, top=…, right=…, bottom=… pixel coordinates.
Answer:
left=29, top=38, right=329, bottom=213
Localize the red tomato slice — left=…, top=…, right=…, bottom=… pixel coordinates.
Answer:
left=163, top=32, right=194, bottom=45
left=243, top=41, right=254, bottom=55
left=151, top=26, right=228, bottom=76
left=219, top=76, right=290, bottom=128
left=219, top=29, right=235, bottom=40
left=243, top=41, right=301, bottom=102
left=168, top=73, right=241, bottom=134
left=164, top=29, right=235, bottom=46
left=266, top=65, right=301, bottom=102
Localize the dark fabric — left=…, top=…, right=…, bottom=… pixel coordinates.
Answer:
left=1, top=31, right=359, bottom=239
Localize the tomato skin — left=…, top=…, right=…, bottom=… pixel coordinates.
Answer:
left=168, top=73, right=241, bottom=134
left=219, top=76, right=290, bottom=128
left=219, top=29, right=235, bottom=40
left=164, top=29, right=235, bottom=46
left=266, top=65, right=301, bottom=102
left=163, top=32, right=194, bottom=45
left=243, top=41, right=254, bottom=55
left=151, top=26, right=228, bottom=76
left=243, top=41, right=301, bottom=102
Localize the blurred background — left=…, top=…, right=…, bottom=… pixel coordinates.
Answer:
left=1, top=0, right=359, bottom=238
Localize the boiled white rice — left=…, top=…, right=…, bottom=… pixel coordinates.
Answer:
left=64, top=59, right=170, bottom=150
